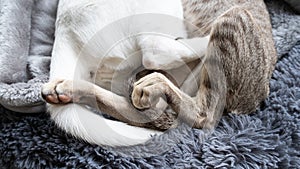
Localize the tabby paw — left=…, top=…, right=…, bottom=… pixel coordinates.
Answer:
left=132, top=72, right=174, bottom=110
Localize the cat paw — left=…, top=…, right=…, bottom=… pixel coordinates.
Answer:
left=132, top=72, right=174, bottom=110
left=41, top=79, right=73, bottom=104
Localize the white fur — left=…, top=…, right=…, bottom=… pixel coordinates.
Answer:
left=49, top=0, right=209, bottom=146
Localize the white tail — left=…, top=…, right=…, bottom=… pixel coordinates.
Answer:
left=48, top=103, right=162, bottom=146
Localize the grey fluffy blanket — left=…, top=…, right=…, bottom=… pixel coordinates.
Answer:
left=0, top=0, right=299, bottom=168
left=0, top=0, right=57, bottom=113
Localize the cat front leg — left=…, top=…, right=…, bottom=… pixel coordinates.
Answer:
left=138, top=35, right=209, bottom=70
left=131, top=72, right=210, bottom=128
left=42, top=78, right=177, bottom=130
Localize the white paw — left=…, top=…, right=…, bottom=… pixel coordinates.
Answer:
left=139, top=36, right=192, bottom=70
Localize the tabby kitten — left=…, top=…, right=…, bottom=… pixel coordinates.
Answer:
left=130, top=0, right=277, bottom=130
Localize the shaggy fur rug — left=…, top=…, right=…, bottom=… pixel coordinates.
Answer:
left=0, top=0, right=299, bottom=168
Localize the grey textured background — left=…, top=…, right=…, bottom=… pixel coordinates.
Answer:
left=0, top=0, right=57, bottom=113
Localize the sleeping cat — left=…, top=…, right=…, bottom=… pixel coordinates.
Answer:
left=41, top=0, right=277, bottom=146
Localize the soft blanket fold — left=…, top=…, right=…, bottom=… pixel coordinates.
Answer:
left=0, top=0, right=58, bottom=113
